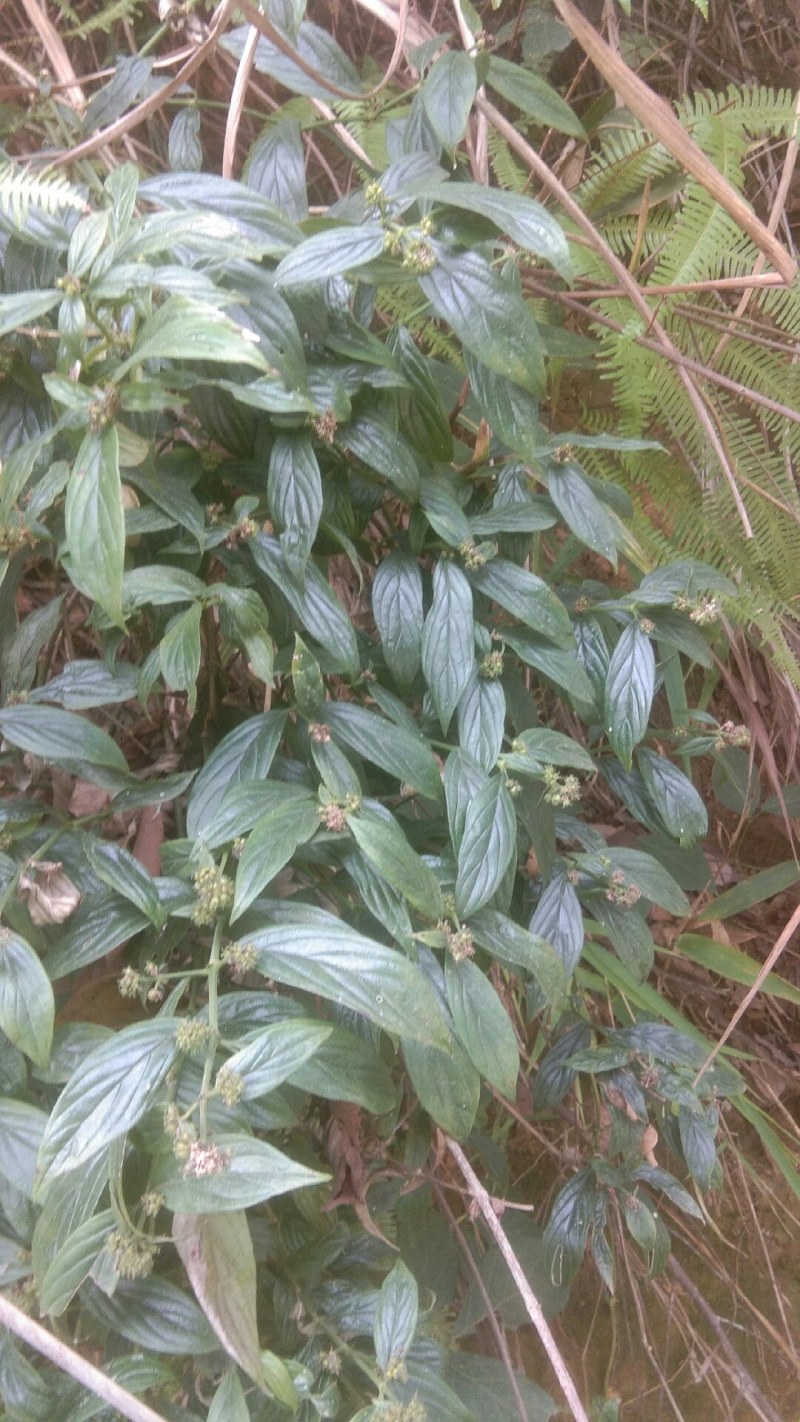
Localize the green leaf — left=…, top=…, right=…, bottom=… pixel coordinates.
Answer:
left=390, top=325, right=453, bottom=462
left=0, top=931, right=54, bottom=1069
left=503, top=727, right=594, bottom=773
left=529, top=870, right=584, bottom=977
left=245, top=117, right=308, bottom=221
left=85, top=840, right=161, bottom=924
left=82, top=1276, right=218, bottom=1355
left=233, top=793, right=319, bottom=919
left=159, top=602, right=202, bottom=710
left=173, top=1211, right=266, bottom=1386
left=0, top=704, right=128, bottom=777
left=547, top=463, right=619, bottom=566
left=578, top=846, right=688, bottom=915
left=603, top=623, right=655, bottom=770
left=403, top=1031, right=481, bottom=1139
left=187, top=711, right=286, bottom=839
left=374, top=1260, right=419, bottom=1374
left=268, top=432, right=322, bottom=579
left=65, top=426, right=124, bottom=627
left=37, top=1020, right=178, bottom=1182
left=291, top=1022, right=396, bottom=1113
left=243, top=916, right=450, bottom=1047
left=445, top=956, right=519, bottom=1096
left=372, top=551, right=424, bottom=689
left=693, top=860, right=800, bottom=924
left=676, top=934, right=800, bottom=1004
left=39, top=1208, right=113, bottom=1318
left=155, top=1133, right=328, bottom=1212
left=168, top=105, right=202, bottom=171
left=505, top=630, right=595, bottom=704
left=487, top=56, right=587, bottom=138
left=543, top=1168, right=595, bottom=1286
left=446, top=1354, right=556, bottom=1422
left=225, top=1020, right=333, bottom=1100
left=422, top=53, right=477, bottom=151
left=274, top=225, right=386, bottom=288
left=590, top=898, right=654, bottom=981
left=0, top=1099, right=48, bottom=1198
left=339, top=416, right=420, bottom=500
left=116, top=296, right=269, bottom=377
left=30, top=658, right=139, bottom=710
left=679, top=1105, right=717, bottom=1189
left=209, top=1368, right=251, bottom=1422
left=251, top=535, right=359, bottom=675
left=138, top=172, right=298, bottom=253
left=292, top=634, right=325, bottom=719
left=457, top=671, right=505, bottom=771
left=44, top=895, right=149, bottom=980
left=122, top=566, right=208, bottom=608
left=325, top=702, right=443, bottom=802
left=421, top=181, right=571, bottom=279
left=470, top=499, right=557, bottom=536
left=346, top=801, right=443, bottom=919
left=463, top=352, right=544, bottom=463
left=421, top=246, right=544, bottom=395
left=422, top=560, right=475, bottom=733
left=0, top=289, right=60, bottom=338
left=638, top=749, right=708, bottom=847
left=471, top=559, right=572, bottom=645
left=455, top=777, right=516, bottom=918
left=469, top=909, right=568, bottom=1008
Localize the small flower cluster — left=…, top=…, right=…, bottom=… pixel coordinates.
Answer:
left=458, top=540, right=487, bottom=571
left=479, top=649, right=504, bottom=680
left=312, top=408, right=338, bottom=444
left=380, top=1400, right=427, bottom=1422
left=221, top=940, right=258, bottom=974
left=175, top=1018, right=211, bottom=1056
left=438, top=919, right=475, bottom=963
left=319, top=793, right=361, bottom=833
left=183, top=1140, right=231, bottom=1179
left=224, top=515, right=259, bottom=547
left=689, top=597, right=721, bottom=626
left=105, top=1228, right=158, bottom=1281
left=550, top=443, right=576, bottom=465
left=191, top=864, right=234, bottom=925
left=320, top=1348, right=341, bottom=1376
left=384, top=225, right=436, bottom=274
left=639, top=617, right=655, bottom=635
left=309, top=722, right=332, bottom=743
left=606, top=869, right=641, bottom=908
left=542, top=764, right=581, bottom=808
left=573, top=595, right=591, bottom=614
left=714, top=720, right=750, bottom=751
left=139, top=1191, right=165, bottom=1218
left=215, top=1064, right=245, bottom=1107
left=118, top=960, right=165, bottom=1004
left=0, top=521, right=35, bottom=555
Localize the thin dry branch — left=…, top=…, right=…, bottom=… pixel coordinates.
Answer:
left=0, top=1292, right=171, bottom=1422
left=446, top=1137, right=591, bottom=1422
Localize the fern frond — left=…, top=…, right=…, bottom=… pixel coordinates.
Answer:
left=63, top=0, right=144, bottom=36
left=0, top=163, right=84, bottom=228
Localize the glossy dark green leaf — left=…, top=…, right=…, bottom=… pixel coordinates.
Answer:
left=679, top=1105, right=717, bottom=1189
left=547, top=463, right=619, bottom=565
left=421, top=246, right=544, bottom=395
left=444, top=749, right=488, bottom=851
left=446, top=1353, right=556, bottom=1422
left=159, top=602, right=202, bottom=709
left=168, top=106, right=202, bottom=171
left=289, top=1023, right=396, bottom=1113
left=38, top=1020, right=178, bottom=1181
left=504, top=630, right=596, bottom=704
left=530, top=870, right=584, bottom=976
left=227, top=18, right=362, bottom=101
left=455, top=777, right=516, bottom=918
left=325, top=701, right=443, bottom=802
left=422, top=53, right=477, bottom=151
left=82, top=1276, right=218, bottom=1354
left=173, top=1210, right=266, bottom=1385
left=44, top=894, right=149, bottom=980
left=186, top=711, right=286, bottom=839
left=457, top=671, right=505, bottom=771
left=445, top=956, right=519, bottom=1096
left=268, top=432, right=322, bottom=578
left=487, top=56, right=587, bottom=138
left=421, top=181, right=571, bottom=278
left=0, top=289, right=60, bottom=337
left=372, top=551, right=424, bottom=689
left=155, top=1133, right=328, bottom=1212
left=390, top=325, right=453, bottom=462
left=224, top=1020, right=332, bottom=1100
left=0, top=1098, right=47, bottom=1198
left=208, top=1368, right=251, bottom=1422
left=339, top=416, right=420, bottom=499
left=590, top=897, right=655, bottom=981
left=543, top=1168, right=596, bottom=1286
left=242, top=916, right=450, bottom=1047
left=503, top=727, right=594, bottom=774
left=576, top=846, right=688, bottom=915
left=122, top=566, right=207, bottom=609
left=250, top=535, right=359, bottom=675
left=29, top=659, right=139, bottom=710
left=422, top=560, right=474, bottom=733
left=470, top=499, right=557, bottom=536
left=245, top=117, right=308, bottom=221
left=346, top=801, right=442, bottom=919
left=0, top=931, right=54, bottom=1068
left=403, top=1031, right=481, bottom=1140
left=638, top=749, right=708, bottom=847
left=469, top=909, right=567, bottom=1009
left=84, top=839, right=161, bottom=924
left=0, top=704, right=128, bottom=777
left=603, top=623, right=655, bottom=770
left=65, top=426, right=124, bottom=627
left=419, top=473, right=473, bottom=546
left=292, top=634, right=325, bottom=719
left=274, top=225, right=386, bottom=288
left=374, top=1260, right=419, bottom=1374
left=116, top=295, right=269, bottom=376
left=233, top=793, right=319, bottom=918
left=471, top=559, right=572, bottom=645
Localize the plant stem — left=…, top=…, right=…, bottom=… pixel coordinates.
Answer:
left=198, top=917, right=223, bottom=1137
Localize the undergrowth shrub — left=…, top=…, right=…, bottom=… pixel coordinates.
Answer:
left=0, top=139, right=755, bottom=1422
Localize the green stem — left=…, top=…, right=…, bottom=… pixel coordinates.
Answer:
left=198, top=917, right=223, bottom=1138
